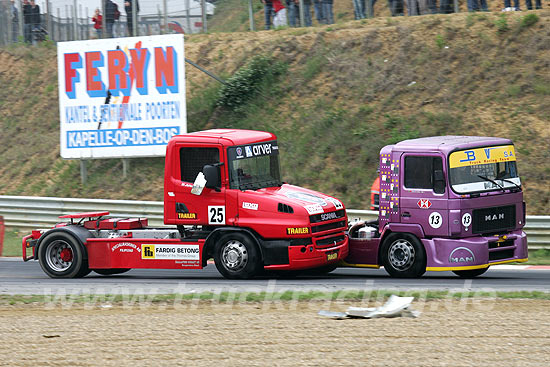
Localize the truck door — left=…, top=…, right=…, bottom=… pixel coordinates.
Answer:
left=168, top=144, right=227, bottom=227
left=399, top=153, right=449, bottom=237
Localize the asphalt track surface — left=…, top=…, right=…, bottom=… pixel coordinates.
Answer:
left=1, top=258, right=549, bottom=295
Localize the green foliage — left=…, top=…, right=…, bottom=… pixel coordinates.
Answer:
left=495, top=14, right=509, bottom=34
left=506, top=85, right=521, bottom=97
left=519, top=13, right=539, bottom=29
left=302, top=54, right=327, bottom=81
left=435, top=34, right=446, bottom=49
left=216, top=55, right=287, bottom=110
left=533, top=82, right=550, bottom=95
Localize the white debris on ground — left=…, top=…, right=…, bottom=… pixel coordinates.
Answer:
left=318, top=295, right=421, bottom=319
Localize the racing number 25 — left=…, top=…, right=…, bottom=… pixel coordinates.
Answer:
left=208, top=206, right=226, bottom=225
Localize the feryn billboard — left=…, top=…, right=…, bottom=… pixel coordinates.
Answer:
left=57, top=34, right=186, bottom=159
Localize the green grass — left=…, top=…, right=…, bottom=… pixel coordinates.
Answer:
left=0, top=289, right=549, bottom=306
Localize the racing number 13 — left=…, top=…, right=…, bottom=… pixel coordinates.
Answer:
left=208, top=206, right=226, bottom=225
left=428, top=212, right=443, bottom=229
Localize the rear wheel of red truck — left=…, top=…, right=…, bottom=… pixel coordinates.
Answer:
left=214, top=233, right=262, bottom=279
left=381, top=233, right=426, bottom=278
left=38, top=231, right=90, bottom=278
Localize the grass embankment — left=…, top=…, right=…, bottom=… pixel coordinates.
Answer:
left=0, top=11, right=550, bottom=214
left=1, top=289, right=550, bottom=306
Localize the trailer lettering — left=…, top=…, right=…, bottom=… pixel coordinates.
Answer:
left=287, top=227, right=309, bottom=235
left=178, top=212, right=197, bottom=219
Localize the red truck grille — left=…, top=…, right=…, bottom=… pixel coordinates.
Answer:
left=311, top=220, right=346, bottom=233
left=315, top=234, right=346, bottom=248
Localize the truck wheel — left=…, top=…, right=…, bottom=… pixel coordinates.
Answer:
left=214, top=233, right=261, bottom=279
left=452, top=267, right=489, bottom=278
left=93, top=269, right=131, bottom=276
left=381, top=233, right=426, bottom=278
left=38, top=231, right=90, bottom=278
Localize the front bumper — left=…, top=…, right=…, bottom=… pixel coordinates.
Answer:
left=264, top=236, right=349, bottom=271
left=424, top=230, right=528, bottom=271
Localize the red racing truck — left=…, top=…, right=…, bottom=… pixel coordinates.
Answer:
left=23, top=129, right=348, bottom=279
left=345, top=136, right=528, bottom=278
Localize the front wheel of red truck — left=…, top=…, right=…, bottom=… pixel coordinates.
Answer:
left=38, top=231, right=91, bottom=278
left=214, top=233, right=262, bottom=279
left=381, top=233, right=426, bottom=278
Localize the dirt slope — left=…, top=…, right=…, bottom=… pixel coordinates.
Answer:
left=0, top=10, right=549, bottom=213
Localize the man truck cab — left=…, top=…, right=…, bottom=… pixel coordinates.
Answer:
left=346, top=136, right=527, bottom=278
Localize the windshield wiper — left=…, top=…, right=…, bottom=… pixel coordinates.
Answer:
left=477, top=175, right=505, bottom=192
left=498, top=178, right=521, bottom=190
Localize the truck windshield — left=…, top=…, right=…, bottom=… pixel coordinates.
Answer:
left=448, top=145, right=521, bottom=194
left=227, top=141, right=282, bottom=190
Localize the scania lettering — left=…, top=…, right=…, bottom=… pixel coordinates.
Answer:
left=23, top=129, right=348, bottom=279
left=345, top=136, right=527, bottom=278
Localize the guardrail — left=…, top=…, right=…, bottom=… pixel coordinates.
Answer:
left=0, top=196, right=548, bottom=250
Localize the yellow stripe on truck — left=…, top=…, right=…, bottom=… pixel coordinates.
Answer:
left=449, top=145, right=516, bottom=168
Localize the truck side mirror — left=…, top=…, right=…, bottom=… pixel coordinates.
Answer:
left=203, top=165, right=221, bottom=191
left=433, top=169, right=445, bottom=194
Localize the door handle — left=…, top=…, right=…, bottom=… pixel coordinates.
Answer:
left=402, top=212, right=411, bottom=218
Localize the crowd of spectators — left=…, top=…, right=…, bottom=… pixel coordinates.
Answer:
left=261, top=0, right=543, bottom=29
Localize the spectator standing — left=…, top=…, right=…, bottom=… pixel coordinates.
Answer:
left=418, top=0, right=437, bottom=14
left=273, top=0, right=287, bottom=27
left=353, top=0, right=365, bottom=19
left=525, top=0, right=542, bottom=9
left=286, top=0, right=298, bottom=27
left=92, top=8, right=103, bottom=38
left=29, top=0, right=40, bottom=43
left=10, top=0, right=18, bottom=43
left=23, top=0, right=32, bottom=43
left=303, top=0, right=313, bottom=26
left=312, top=0, right=324, bottom=24
left=407, top=0, right=420, bottom=15
left=124, top=0, right=139, bottom=37
left=261, top=0, right=274, bottom=29
left=322, top=0, right=333, bottom=24
left=503, top=0, right=520, bottom=9
left=104, top=0, right=117, bottom=38
left=388, top=0, right=404, bottom=15
left=439, top=0, right=454, bottom=13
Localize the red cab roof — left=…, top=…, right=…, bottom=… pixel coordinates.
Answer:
left=171, top=129, right=277, bottom=146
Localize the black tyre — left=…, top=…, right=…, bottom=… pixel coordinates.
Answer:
left=452, top=267, right=489, bottom=278
left=213, top=233, right=262, bottom=279
left=38, top=231, right=90, bottom=278
left=93, top=268, right=131, bottom=276
left=380, top=233, right=426, bottom=278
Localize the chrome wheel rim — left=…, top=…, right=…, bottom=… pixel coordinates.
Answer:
left=45, top=240, right=74, bottom=272
left=388, top=239, right=415, bottom=271
left=221, top=240, right=248, bottom=272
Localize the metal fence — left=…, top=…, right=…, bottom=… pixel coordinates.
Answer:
left=2, top=0, right=542, bottom=47
left=0, top=195, right=548, bottom=249
left=0, top=0, right=214, bottom=46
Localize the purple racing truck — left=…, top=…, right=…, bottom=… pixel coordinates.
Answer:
left=345, top=136, right=527, bottom=278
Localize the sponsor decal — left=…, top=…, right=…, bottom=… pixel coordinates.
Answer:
left=305, top=204, right=324, bottom=215
left=320, top=212, right=339, bottom=221
left=327, top=252, right=338, bottom=261
left=284, top=191, right=327, bottom=206
left=428, top=212, right=443, bottom=229
left=178, top=212, right=197, bottom=219
left=181, top=182, right=193, bottom=188
left=236, top=147, right=243, bottom=158
left=417, top=199, right=432, bottom=209
left=326, top=197, right=343, bottom=210
left=485, top=213, right=505, bottom=221
left=287, top=227, right=309, bottom=235
left=141, top=244, right=200, bottom=260
left=112, top=242, right=141, bottom=253
left=245, top=146, right=253, bottom=157
left=449, top=247, right=476, bottom=263
left=449, top=145, right=516, bottom=168
left=242, top=202, right=259, bottom=210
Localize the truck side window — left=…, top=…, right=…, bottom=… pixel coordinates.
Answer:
left=404, top=156, right=444, bottom=193
left=180, top=147, right=220, bottom=183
